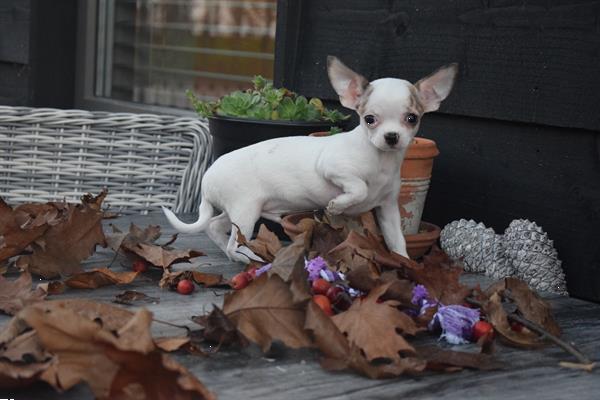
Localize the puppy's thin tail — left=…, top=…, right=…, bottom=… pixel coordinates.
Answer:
left=162, top=200, right=214, bottom=233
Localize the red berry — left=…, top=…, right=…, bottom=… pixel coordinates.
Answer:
left=231, top=272, right=251, bottom=290
left=132, top=260, right=148, bottom=272
left=312, top=278, right=331, bottom=295
left=472, top=320, right=494, bottom=341
left=176, top=279, right=194, bottom=295
left=312, top=294, right=333, bottom=316
left=246, top=266, right=258, bottom=280
left=326, top=286, right=344, bottom=302
left=510, top=321, right=524, bottom=332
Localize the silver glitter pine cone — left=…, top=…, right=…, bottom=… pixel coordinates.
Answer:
left=503, top=219, right=568, bottom=295
left=440, top=219, right=513, bottom=278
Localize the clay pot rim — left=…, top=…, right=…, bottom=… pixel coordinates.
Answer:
left=406, top=138, right=440, bottom=159
left=405, top=221, right=441, bottom=241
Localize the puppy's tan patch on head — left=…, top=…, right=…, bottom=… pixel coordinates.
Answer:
left=357, top=85, right=373, bottom=115
left=408, top=85, right=425, bottom=115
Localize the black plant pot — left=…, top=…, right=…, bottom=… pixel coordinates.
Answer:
left=207, top=115, right=345, bottom=240
left=208, top=115, right=340, bottom=161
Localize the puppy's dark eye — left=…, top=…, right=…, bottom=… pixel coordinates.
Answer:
left=405, top=113, right=418, bottom=125
left=364, top=115, right=377, bottom=125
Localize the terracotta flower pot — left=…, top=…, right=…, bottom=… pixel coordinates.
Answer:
left=399, top=138, right=440, bottom=235
left=280, top=211, right=440, bottom=259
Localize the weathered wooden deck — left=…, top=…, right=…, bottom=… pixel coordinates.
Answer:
left=2, top=212, right=600, bottom=400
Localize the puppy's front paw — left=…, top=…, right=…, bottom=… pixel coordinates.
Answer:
left=326, top=199, right=344, bottom=215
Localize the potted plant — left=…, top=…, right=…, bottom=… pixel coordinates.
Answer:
left=282, top=133, right=441, bottom=259
left=187, top=76, right=350, bottom=160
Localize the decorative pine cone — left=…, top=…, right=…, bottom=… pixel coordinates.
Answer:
left=440, top=219, right=513, bottom=278
left=503, top=219, right=568, bottom=295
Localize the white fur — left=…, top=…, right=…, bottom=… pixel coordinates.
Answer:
left=163, top=57, right=457, bottom=262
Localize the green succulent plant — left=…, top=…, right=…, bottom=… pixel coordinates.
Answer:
left=187, top=76, right=350, bottom=124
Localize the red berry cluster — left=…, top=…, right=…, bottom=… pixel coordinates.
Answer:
left=311, top=278, right=352, bottom=316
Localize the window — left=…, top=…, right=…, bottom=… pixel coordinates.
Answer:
left=77, top=0, right=277, bottom=113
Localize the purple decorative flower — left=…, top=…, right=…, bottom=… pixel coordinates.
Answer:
left=255, top=263, right=272, bottom=277
left=411, top=284, right=429, bottom=306
left=305, top=256, right=328, bottom=281
left=429, top=305, right=480, bottom=345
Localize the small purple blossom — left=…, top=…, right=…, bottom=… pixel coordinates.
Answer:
left=255, top=263, right=272, bottom=277
left=429, top=305, right=480, bottom=345
left=411, top=284, right=429, bottom=306
left=305, top=256, right=327, bottom=281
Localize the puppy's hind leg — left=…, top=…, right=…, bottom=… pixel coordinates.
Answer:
left=226, top=207, right=263, bottom=264
left=206, top=212, right=231, bottom=254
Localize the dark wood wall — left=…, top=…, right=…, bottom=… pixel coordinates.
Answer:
left=275, top=0, right=600, bottom=302
left=0, top=0, right=77, bottom=107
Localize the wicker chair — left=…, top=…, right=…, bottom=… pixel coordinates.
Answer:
left=0, top=106, right=212, bottom=214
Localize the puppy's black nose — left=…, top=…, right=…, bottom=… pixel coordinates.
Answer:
left=384, top=132, right=399, bottom=146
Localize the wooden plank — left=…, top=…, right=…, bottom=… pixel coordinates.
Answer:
left=2, top=212, right=600, bottom=399
left=419, top=113, right=600, bottom=302
left=0, top=0, right=30, bottom=64
left=275, top=0, right=600, bottom=131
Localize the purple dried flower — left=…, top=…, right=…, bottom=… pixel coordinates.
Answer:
left=429, top=305, right=480, bottom=345
left=305, top=256, right=327, bottom=281
left=255, top=263, right=272, bottom=277
left=411, top=284, right=429, bottom=306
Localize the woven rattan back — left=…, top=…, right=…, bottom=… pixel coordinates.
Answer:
left=0, top=106, right=212, bottom=214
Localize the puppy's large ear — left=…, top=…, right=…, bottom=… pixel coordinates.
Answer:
left=327, top=56, right=369, bottom=110
left=415, top=63, right=458, bottom=113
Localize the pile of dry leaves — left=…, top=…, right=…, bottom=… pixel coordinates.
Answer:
left=0, top=192, right=221, bottom=398
left=196, top=212, right=594, bottom=376
left=0, top=193, right=594, bottom=398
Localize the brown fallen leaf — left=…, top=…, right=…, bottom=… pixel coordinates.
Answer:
left=0, top=198, right=52, bottom=262
left=37, top=280, right=67, bottom=295
left=160, top=269, right=227, bottom=290
left=155, top=336, right=191, bottom=352
left=332, top=283, right=420, bottom=361
left=486, top=277, right=561, bottom=337
left=15, top=191, right=107, bottom=278
left=114, top=290, right=160, bottom=306
left=18, top=306, right=215, bottom=399
left=109, top=223, right=205, bottom=269
left=64, top=267, right=139, bottom=289
left=223, top=273, right=313, bottom=352
left=305, top=301, right=426, bottom=378
left=484, top=292, right=544, bottom=348
left=0, top=273, right=46, bottom=315
left=193, top=306, right=248, bottom=347
left=402, top=247, right=471, bottom=306
left=236, top=224, right=282, bottom=263
left=270, top=233, right=308, bottom=282
left=191, top=271, right=228, bottom=288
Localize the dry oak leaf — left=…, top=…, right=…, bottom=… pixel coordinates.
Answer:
left=154, top=336, right=191, bottom=352
left=236, top=224, right=282, bottom=263
left=305, top=301, right=426, bottom=379
left=19, top=305, right=214, bottom=399
left=109, top=223, right=205, bottom=269
left=0, top=273, right=46, bottom=315
left=15, top=191, right=107, bottom=279
left=0, top=198, right=51, bottom=262
left=223, top=273, right=313, bottom=352
left=65, top=267, right=140, bottom=289
left=332, top=283, right=421, bottom=361
left=114, top=290, right=159, bottom=306
left=486, top=277, right=561, bottom=337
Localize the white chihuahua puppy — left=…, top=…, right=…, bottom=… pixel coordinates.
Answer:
left=163, top=56, right=457, bottom=262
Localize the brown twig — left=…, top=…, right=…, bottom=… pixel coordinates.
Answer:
left=465, top=297, right=594, bottom=366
